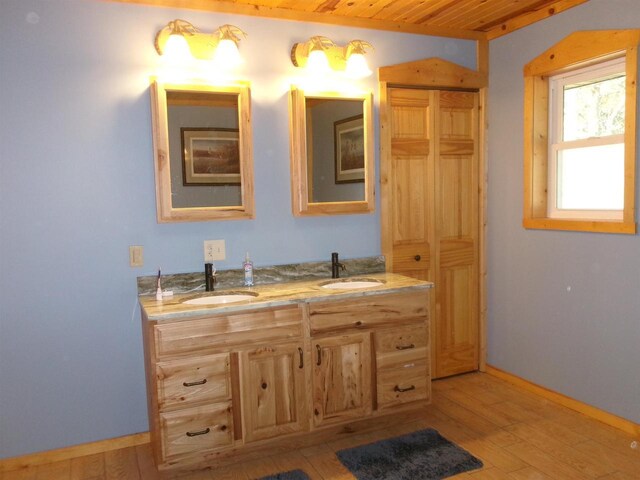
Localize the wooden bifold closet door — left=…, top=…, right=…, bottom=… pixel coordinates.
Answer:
left=382, top=87, right=480, bottom=379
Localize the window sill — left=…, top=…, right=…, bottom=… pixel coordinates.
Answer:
left=523, top=218, right=636, bottom=234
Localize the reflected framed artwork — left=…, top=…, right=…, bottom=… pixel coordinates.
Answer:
left=334, top=115, right=364, bottom=184
left=181, top=128, right=240, bottom=185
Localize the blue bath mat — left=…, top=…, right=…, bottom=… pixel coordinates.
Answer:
left=257, top=469, right=310, bottom=480
left=337, top=428, right=483, bottom=479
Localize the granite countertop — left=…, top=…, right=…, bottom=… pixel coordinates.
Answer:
left=140, top=272, right=433, bottom=321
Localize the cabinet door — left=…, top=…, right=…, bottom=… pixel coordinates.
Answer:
left=434, top=91, right=479, bottom=377
left=312, top=332, right=372, bottom=427
left=239, top=341, right=308, bottom=443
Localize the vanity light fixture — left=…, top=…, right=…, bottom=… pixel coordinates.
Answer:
left=290, top=36, right=374, bottom=79
left=155, top=19, right=246, bottom=68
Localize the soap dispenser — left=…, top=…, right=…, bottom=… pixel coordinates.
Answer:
left=243, top=252, right=254, bottom=287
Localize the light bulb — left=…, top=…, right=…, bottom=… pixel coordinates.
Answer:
left=214, top=38, right=242, bottom=69
left=162, top=33, right=192, bottom=64
left=346, top=52, right=372, bottom=78
left=307, top=48, right=331, bottom=75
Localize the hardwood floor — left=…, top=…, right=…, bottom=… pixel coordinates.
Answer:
left=3, top=372, right=639, bottom=479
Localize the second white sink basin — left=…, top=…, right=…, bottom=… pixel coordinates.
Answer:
left=321, top=279, right=383, bottom=290
left=182, top=292, right=258, bottom=306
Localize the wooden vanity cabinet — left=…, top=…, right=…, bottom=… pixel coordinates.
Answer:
left=142, top=288, right=430, bottom=470
left=308, top=291, right=430, bottom=426
left=143, top=304, right=305, bottom=468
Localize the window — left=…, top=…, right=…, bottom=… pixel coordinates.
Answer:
left=523, top=30, right=638, bottom=234
left=548, top=58, right=625, bottom=220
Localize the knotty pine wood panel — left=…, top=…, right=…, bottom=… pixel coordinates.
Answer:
left=434, top=90, right=479, bottom=378
left=154, top=305, right=303, bottom=357
left=438, top=155, right=474, bottom=238
left=308, top=292, right=428, bottom=335
left=391, top=243, right=431, bottom=281
left=436, top=265, right=478, bottom=377
left=156, top=353, right=230, bottom=411
left=391, top=156, right=428, bottom=244
left=312, top=332, right=372, bottom=427
left=387, top=88, right=433, bottom=281
left=159, top=402, right=235, bottom=459
left=227, top=0, right=564, bottom=33
left=111, top=0, right=589, bottom=40
left=376, top=362, right=429, bottom=408
left=439, top=239, right=475, bottom=268
left=374, top=324, right=429, bottom=370
left=240, top=341, right=308, bottom=443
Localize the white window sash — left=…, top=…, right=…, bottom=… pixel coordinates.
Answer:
left=548, top=57, right=625, bottom=221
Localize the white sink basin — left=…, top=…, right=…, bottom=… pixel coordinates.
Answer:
left=182, top=292, right=257, bottom=306
left=321, top=279, right=383, bottom=290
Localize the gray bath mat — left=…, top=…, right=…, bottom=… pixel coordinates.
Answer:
left=337, top=428, right=483, bottom=479
left=257, top=469, right=310, bottom=480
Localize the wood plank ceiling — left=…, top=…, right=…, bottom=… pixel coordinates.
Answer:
left=111, top=0, right=590, bottom=40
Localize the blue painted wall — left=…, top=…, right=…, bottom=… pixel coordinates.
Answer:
left=487, top=0, right=640, bottom=424
left=0, top=0, right=475, bottom=458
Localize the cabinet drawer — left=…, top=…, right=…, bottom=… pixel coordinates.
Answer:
left=309, top=292, right=428, bottom=335
left=377, top=362, right=429, bottom=408
left=157, top=353, right=230, bottom=410
left=154, top=306, right=303, bottom=357
left=160, top=402, right=234, bottom=460
left=375, top=324, right=428, bottom=370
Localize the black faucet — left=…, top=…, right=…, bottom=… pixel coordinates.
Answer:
left=205, top=263, right=216, bottom=291
left=331, top=252, right=346, bottom=279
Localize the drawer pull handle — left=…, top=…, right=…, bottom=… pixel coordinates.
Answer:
left=186, top=427, right=210, bottom=437
left=395, top=344, right=415, bottom=350
left=394, top=385, right=416, bottom=393
left=414, top=255, right=421, bottom=261
left=183, top=379, right=207, bottom=387
left=298, top=347, right=304, bottom=369
left=316, top=345, right=322, bottom=366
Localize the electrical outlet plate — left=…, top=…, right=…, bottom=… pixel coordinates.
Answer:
left=204, top=239, right=226, bottom=261
left=129, top=246, right=143, bottom=267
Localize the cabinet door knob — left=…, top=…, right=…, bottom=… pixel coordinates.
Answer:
left=183, top=379, right=207, bottom=387
left=186, top=427, right=210, bottom=437
left=414, top=255, right=421, bottom=261
left=298, top=347, right=304, bottom=369
left=394, top=385, right=416, bottom=393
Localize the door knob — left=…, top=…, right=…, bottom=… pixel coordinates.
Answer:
left=414, top=255, right=421, bottom=261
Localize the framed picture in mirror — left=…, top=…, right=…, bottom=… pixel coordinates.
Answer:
left=334, top=115, right=364, bottom=183
left=181, top=128, right=240, bottom=185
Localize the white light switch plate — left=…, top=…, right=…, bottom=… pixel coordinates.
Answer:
left=204, top=240, right=225, bottom=261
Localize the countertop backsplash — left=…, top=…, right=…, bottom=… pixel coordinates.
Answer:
left=137, top=256, right=385, bottom=296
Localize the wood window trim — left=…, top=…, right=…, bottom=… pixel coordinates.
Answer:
left=523, top=30, right=639, bottom=234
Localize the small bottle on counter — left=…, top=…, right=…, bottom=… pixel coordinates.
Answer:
left=243, top=252, right=254, bottom=286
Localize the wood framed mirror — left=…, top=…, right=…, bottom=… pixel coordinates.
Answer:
left=150, top=80, right=254, bottom=222
left=289, top=87, right=374, bottom=216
